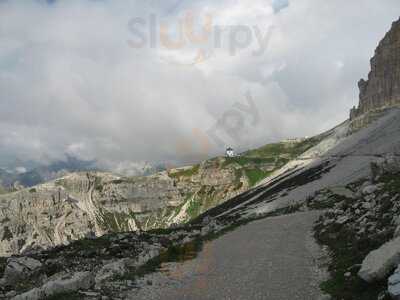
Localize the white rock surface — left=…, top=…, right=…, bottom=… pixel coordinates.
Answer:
left=12, top=271, right=94, bottom=300
left=358, top=236, right=400, bottom=282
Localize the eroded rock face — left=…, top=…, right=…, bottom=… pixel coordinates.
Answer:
left=0, top=158, right=251, bottom=256
left=350, top=18, right=400, bottom=121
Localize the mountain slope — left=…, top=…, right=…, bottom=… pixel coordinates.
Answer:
left=0, top=137, right=323, bottom=256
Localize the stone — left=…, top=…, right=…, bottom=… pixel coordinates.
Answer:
left=5, top=291, right=17, bottom=298
left=394, top=226, right=400, bottom=238
left=336, top=216, right=350, bottom=225
left=95, top=259, right=129, bottom=286
left=12, top=272, right=94, bottom=300
left=329, top=186, right=356, bottom=199
left=389, top=265, right=400, bottom=300
left=362, top=185, right=378, bottom=195
left=358, top=237, right=400, bottom=282
left=3, top=257, right=42, bottom=283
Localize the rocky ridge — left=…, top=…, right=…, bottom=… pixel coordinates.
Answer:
left=0, top=138, right=318, bottom=257
left=350, top=18, right=400, bottom=128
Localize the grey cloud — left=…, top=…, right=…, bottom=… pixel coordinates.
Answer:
left=0, top=0, right=399, bottom=170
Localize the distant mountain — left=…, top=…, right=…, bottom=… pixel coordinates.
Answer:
left=0, top=156, right=98, bottom=188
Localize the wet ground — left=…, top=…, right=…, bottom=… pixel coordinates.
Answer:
left=126, top=211, right=325, bottom=300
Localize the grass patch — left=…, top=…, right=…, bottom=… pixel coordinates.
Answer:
left=169, top=165, right=200, bottom=179
left=186, top=197, right=202, bottom=219
left=315, top=222, right=389, bottom=300
left=244, top=137, right=320, bottom=159
left=118, top=238, right=203, bottom=281
left=244, top=168, right=272, bottom=186
left=223, top=156, right=275, bottom=167
left=96, top=209, right=138, bottom=232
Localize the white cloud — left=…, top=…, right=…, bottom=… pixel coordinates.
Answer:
left=0, top=0, right=399, bottom=168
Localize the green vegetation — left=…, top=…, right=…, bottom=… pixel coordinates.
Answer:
left=244, top=168, right=272, bottom=186
left=244, top=137, right=320, bottom=159
left=222, top=156, right=275, bottom=167
left=120, top=238, right=203, bottom=281
left=94, top=176, right=103, bottom=192
left=221, top=138, right=321, bottom=187
left=314, top=174, right=400, bottom=300
left=315, top=222, right=389, bottom=300
left=169, top=164, right=200, bottom=178
left=96, top=209, right=138, bottom=232
left=186, top=197, right=202, bottom=219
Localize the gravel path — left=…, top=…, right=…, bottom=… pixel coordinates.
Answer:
left=128, top=211, right=326, bottom=300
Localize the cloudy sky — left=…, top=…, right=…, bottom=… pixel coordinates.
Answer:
left=0, top=0, right=399, bottom=170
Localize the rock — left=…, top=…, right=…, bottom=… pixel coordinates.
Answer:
left=336, top=216, right=350, bottom=225
left=362, top=185, right=378, bottom=195
left=133, top=246, right=160, bottom=266
left=394, top=226, right=400, bottom=238
left=95, top=259, right=129, bottom=286
left=0, top=163, right=251, bottom=256
left=358, top=237, right=400, bottom=282
left=329, top=186, right=356, bottom=199
left=378, top=291, right=390, bottom=300
left=5, top=291, right=17, bottom=298
left=12, top=271, right=94, bottom=300
left=3, top=257, right=42, bottom=283
left=379, top=154, right=400, bottom=175
left=12, top=288, right=42, bottom=300
left=202, top=216, right=212, bottom=226
left=389, top=265, right=400, bottom=299
left=79, top=291, right=100, bottom=297
left=350, top=18, right=400, bottom=120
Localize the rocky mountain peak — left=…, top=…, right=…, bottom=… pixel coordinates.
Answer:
left=350, top=17, right=400, bottom=120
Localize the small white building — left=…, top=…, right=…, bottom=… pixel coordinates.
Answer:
left=226, top=147, right=235, bottom=158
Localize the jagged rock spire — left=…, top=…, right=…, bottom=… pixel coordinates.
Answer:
left=351, top=17, right=400, bottom=119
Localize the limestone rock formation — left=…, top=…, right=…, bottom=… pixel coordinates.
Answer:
left=0, top=160, right=250, bottom=256
left=350, top=18, right=400, bottom=122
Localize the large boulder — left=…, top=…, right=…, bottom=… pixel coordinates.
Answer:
left=3, top=257, right=42, bottom=284
left=358, top=237, right=400, bottom=282
left=12, top=271, right=94, bottom=300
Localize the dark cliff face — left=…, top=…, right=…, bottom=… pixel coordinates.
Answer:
left=351, top=18, right=400, bottom=119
